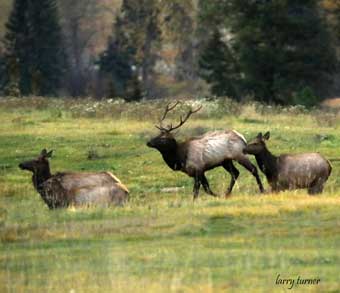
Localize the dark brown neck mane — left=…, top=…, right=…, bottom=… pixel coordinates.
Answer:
left=32, top=167, right=52, bottom=192
left=32, top=165, right=68, bottom=209
left=160, top=144, right=184, bottom=171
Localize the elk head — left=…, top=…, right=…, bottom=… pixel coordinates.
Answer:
left=19, top=149, right=53, bottom=188
left=244, top=132, right=270, bottom=155
left=146, top=101, right=202, bottom=152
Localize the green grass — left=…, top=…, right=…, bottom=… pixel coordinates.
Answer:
left=0, top=97, right=340, bottom=292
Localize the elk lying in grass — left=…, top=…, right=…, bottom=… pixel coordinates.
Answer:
left=244, top=132, right=332, bottom=194
left=146, top=102, right=264, bottom=199
left=19, top=149, right=129, bottom=209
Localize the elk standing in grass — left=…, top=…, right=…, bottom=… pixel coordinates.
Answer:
left=19, top=149, right=129, bottom=209
left=244, top=132, right=332, bottom=194
left=147, top=102, right=264, bottom=199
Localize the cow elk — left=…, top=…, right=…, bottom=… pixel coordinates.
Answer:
left=19, top=149, right=129, bottom=209
left=146, top=102, right=264, bottom=199
left=244, top=132, right=332, bottom=194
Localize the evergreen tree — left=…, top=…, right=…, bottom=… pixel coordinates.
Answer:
left=99, top=39, right=134, bottom=97
left=3, top=0, right=66, bottom=96
left=120, top=0, right=161, bottom=96
left=0, top=51, right=10, bottom=95
left=99, top=0, right=161, bottom=99
left=197, top=0, right=228, bottom=31
left=198, top=0, right=337, bottom=104
left=231, top=0, right=336, bottom=103
left=4, top=0, right=31, bottom=95
left=199, top=30, right=241, bottom=100
left=98, top=16, right=135, bottom=98
left=125, top=74, right=143, bottom=102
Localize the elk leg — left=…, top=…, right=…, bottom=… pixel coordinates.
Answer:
left=222, top=160, right=240, bottom=196
left=308, top=178, right=325, bottom=195
left=200, top=174, right=217, bottom=197
left=236, top=156, right=265, bottom=193
left=193, top=174, right=201, bottom=200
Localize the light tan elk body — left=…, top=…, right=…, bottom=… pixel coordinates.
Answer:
left=147, top=102, right=264, bottom=199
left=19, top=149, right=129, bottom=209
left=244, top=132, right=332, bottom=194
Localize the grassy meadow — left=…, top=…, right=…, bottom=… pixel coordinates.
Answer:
left=0, top=97, right=340, bottom=292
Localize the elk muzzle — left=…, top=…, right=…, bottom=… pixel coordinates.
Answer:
left=18, top=160, right=34, bottom=171
left=146, top=140, right=155, bottom=148
left=147, top=136, right=162, bottom=148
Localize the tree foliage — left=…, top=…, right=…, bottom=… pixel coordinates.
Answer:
left=199, top=0, right=337, bottom=105
left=3, top=0, right=66, bottom=96
left=1, top=0, right=340, bottom=104
left=199, top=30, right=241, bottom=99
left=99, top=32, right=134, bottom=98
left=99, top=0, right=161, bottom=99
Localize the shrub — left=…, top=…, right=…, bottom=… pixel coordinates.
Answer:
left=292, top=87, right=319, bottom=108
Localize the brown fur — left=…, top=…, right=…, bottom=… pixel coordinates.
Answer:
left=19, top=149, right=129, bottom=209
left=244, top=132, right=332, bottom=194
left=148, top=103, right=264, bottom=199
left=147, top=129, right=264, bottom=198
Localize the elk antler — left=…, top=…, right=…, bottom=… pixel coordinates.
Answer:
left=156, top=102, right=202, bottom=132
left=168, top=105, right=202, bottom=132
left=156, top=101, right=181, bottom=131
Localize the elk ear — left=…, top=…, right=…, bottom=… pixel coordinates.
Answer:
left=263, top=132, right=270, bottom=140
left=40, top=149, right=53, bottom=158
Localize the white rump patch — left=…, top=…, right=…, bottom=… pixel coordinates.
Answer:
left=232, top=130, right=247, bottom=144
left=106, top=172, right=121, bottom=183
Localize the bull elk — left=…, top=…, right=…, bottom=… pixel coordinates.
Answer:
left=146, top=102, right=264, bottom=199
left=244, top=132, right=332, bottom=194
left=19, top=149, right=129, bottom=209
